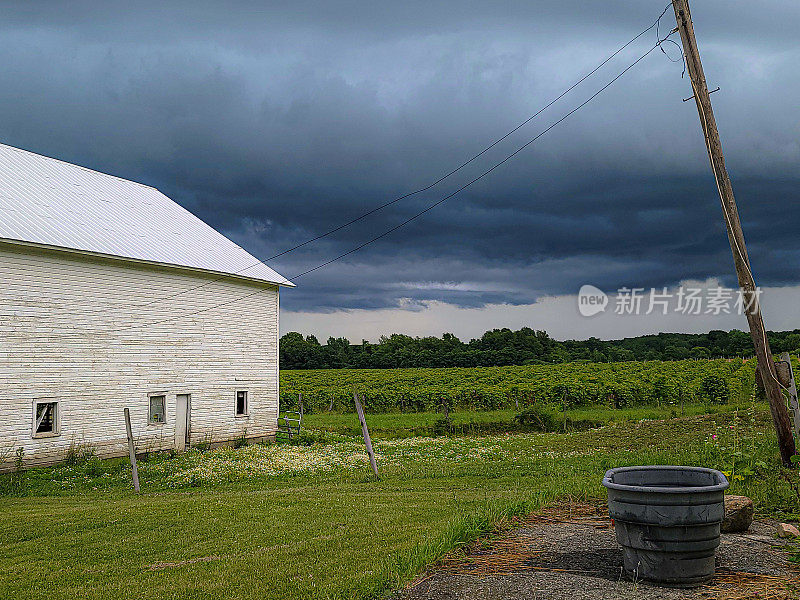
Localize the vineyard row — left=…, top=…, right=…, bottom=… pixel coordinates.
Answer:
left=279, top=359, right=759, bottom=413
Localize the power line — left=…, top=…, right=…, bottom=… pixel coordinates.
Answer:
left=264, top=5, right=673, bottom=263
left=73, top=32, right=674, bottom=338
left=131, top=4, right=673, bottom=309
left=290, top=39, right=669, bottom=281
left=6, top=8, right=677, bottom=341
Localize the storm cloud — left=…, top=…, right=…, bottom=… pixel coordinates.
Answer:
left=1, top=1, right=798, bottom=320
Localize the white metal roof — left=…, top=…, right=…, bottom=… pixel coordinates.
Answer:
left=0, top=143, right=293, bottom=286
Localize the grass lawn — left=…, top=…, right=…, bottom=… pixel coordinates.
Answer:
left=301, top=401, right=752, bottom=438
left=2, top=404, right=798, bottom=600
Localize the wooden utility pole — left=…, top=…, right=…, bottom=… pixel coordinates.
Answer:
left=672, top=0, right=796, bottom=466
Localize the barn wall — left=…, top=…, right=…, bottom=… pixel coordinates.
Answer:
left=0, top=242, right=280, bottom=469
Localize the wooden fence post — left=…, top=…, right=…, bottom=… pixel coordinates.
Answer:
left=124, top=408, right=140, bottom=493
left=354, top=392, right=379, bottom=479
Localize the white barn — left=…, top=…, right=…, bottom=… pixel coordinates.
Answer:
left=0, top=143, right=293, bottom=469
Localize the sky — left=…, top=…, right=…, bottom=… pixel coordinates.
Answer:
left=1, top=1, right=798, bottom=342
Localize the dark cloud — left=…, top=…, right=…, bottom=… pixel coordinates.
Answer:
left=0, top=1, right=798, bottom=314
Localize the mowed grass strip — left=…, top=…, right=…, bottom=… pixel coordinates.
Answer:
left=301, top=402, right=748, bottom=438
left=1, top=408, right=795, bottom=600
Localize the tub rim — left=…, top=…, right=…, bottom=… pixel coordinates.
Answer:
left=602, top=465, right=730, bottom=494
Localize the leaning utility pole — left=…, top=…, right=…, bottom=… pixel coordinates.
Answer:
left=672, top=0, right=796, bottom=466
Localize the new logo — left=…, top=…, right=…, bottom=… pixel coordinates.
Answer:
left=578, top=284, right=608, bottom=317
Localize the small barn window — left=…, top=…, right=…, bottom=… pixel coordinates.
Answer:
left=149, top=395, right=166, bottom=424
left=33, top=401, right=59, bottom=437
left=236, top=391, right=248, bottom=416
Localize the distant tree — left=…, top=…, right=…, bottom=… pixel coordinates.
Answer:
left=278, top=326, right=796, bottom=370
left=280, top=332, right=315, bottom=369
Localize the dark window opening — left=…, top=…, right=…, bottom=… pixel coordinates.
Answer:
left=35, top=402, right=57, bottom=434
left=236, top=391, right=248, bottom=416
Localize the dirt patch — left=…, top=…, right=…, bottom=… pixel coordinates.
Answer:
left=398, top=502, right=799, bottom=600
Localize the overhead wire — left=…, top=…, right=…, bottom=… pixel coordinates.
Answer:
left=655, top=4, right=686, bottom=74
left=684, top=58, right=786, bottom=392
left=658, top=10, right=779, bottom=390
left=6, top=5, right=679, bottom=341
left=265, top=3, right=674, bottom=263
left=669, top=3, right=786, bottom=392
left=130, top=3, right=675, bottom=309
left=290, top=39, right=671, bottom=281
left=54, top=29, right=678, bottom=339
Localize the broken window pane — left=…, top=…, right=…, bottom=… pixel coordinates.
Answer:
left=35, top=402, right=57, bottom=434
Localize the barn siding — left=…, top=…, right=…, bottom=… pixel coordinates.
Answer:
left=0, top=242, right=280, bottom=469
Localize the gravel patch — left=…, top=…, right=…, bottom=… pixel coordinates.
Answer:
left=397, top=504, right=798, bottom=600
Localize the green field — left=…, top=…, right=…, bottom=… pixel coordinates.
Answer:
left=300, top=402, right=749, bottom=438
left=280, top=359, right=757, bottom=413
left=2, top=399, right=798, bottom=600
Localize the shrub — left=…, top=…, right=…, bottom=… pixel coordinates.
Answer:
left=0, top=447, right=26, bottom=495
left=195, top=434, right=214, bottom=452
left=431, top=416, right=453, bottom=436
left=65, top=442, right=96, bottom=466
left=82, top=456, right=107, bottom=478
left=513, top=406, right=560, bottom=432
left=699, top=375, right=730, bottom=404
left=233, top=430, right=248, bottom=449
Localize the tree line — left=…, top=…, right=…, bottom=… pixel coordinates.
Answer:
left=279, top=327, right=800, bottom=370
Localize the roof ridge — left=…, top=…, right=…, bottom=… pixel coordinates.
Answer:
left=0, top=142, right=294, bottom=287
left=0, top=141, right=158, bottom=192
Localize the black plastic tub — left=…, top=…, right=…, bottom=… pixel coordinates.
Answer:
left=602, top=465, right=729, bottom=587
